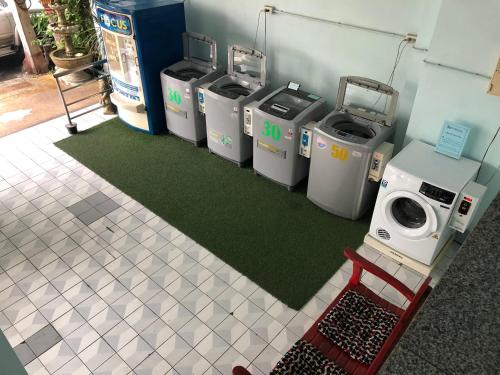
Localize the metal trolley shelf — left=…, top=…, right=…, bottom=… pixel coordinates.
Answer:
left=53, top=59, right=112, bottom=134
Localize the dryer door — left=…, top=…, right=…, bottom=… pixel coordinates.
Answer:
left=381, top=191, right=438, bottom=240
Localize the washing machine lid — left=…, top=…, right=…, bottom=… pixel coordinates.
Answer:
left=320, top=113, right=377, bottom=144
left=258, top=87, right=320, bottom=120
left=228, top=45, right=266, bottom=86
left=336, top=76, right=399, bottom=127
left=381, top=191, right=438, bottom=240
left=183, top=32, right=218, bottom=70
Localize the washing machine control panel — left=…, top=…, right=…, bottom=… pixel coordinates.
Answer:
left=243, top=107, right=253, bottom=136
left=197, top=87, right=206, bottom=114
left=419, top=182, right=456, bottom=205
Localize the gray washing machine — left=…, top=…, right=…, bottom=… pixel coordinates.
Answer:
left=204, top=45, right=268, bottom=166
left=160, top=32, right=222, bottom=146
left=307, top=76, right=399, bottom=220
left=249, top=85, right=327, bottom=190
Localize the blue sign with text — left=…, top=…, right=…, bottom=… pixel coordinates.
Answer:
left=97, top=8, right=132, bottom=36
left=436, top=121, right=470, bottom=159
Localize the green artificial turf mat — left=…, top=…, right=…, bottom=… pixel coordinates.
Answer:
left=56, top=119, right=370, bottom=309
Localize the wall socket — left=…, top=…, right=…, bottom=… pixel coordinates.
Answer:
left=404, top=33, right=417, bottom=43
left=263, top=5, right=275, bottom=13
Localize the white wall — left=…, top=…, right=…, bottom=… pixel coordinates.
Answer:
left=404, top=0, right=500, bottom=224
left=185, top=0, right=441, bottom=150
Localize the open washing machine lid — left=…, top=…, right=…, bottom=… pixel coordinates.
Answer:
left=336, top=76, right=399, bottom=127
left=228, top=44, right=267, bottom=86
left=183, top=32, right=218, bottom=70
left=258, top=87, right=320, bottom=120
left=163, top=32, right=217, bottom=82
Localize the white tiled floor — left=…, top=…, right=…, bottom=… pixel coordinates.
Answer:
left=0, top=107, right=457, bottom=374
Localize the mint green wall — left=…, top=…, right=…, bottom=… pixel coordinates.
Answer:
left=0, top=331, right=27, bottom=375
left=185, top=0, right=441, bottom=151
left=185, top=0, right=499, bottom=222
left=404, top=0, right=500, bottom=224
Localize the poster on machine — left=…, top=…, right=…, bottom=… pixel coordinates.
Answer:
left=98, top=7, right=143, bottom=103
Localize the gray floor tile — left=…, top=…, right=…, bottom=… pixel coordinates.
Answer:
left=13, top=341, right=36, bottom=366
left=67, top=200, right=92, bottom=217
left=78, top=208, right=103, bottom=226
left=25, top=323, right=62, bottom=356
left=84, top=192, right=109, bottom=207
left=95, top=199, right=120, bottom=216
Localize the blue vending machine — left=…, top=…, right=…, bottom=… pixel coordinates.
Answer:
left=96, top=0, right=185, bottom=134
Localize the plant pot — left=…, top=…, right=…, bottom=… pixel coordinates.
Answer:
left=49, top=48, right=93, bottom=70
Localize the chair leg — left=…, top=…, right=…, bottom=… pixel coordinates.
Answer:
left=232, top=366, right=252, bottom=375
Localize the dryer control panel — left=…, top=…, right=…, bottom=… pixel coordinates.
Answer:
left=449, top=180, right=486, bottom=233
left=419, top=182, right=456, bottom=205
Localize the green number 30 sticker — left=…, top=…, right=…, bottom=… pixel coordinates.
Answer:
left=262, top=120, right=281, bottom=141
left=168, top=88, right=182, bottom=105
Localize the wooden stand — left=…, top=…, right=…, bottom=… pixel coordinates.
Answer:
left=363, top=234, right=452, bottom=276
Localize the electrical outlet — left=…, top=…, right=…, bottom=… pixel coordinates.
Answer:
left=404, top=33, right=417, bottom=43
left=263, top=5, right=275, bottom=13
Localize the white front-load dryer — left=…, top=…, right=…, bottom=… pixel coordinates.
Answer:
left=369, top=140, right=480, bottom=265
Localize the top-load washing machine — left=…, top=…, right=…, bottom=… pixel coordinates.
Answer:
left=204, top=45, right=268, bottom=166
left=369, top=140, right=480, bottom=265
left=245, top=84, right=327, bottom=190
left=160, top=32, right=222, bottom=146
left=307, top=76, right=399, bottom=220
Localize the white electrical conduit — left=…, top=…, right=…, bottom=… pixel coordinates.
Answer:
left=269, top=7, right=492, bottom=80
left=272, top=7, right=406, bottom=39
left=423, top=59, right=493, bottom=80
left=270, top=7, right=429, bottom=52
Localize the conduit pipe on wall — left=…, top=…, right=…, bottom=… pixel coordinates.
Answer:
left=423, top=59, right=493, bottom=80
left=270, top=7, right=428, bottom=52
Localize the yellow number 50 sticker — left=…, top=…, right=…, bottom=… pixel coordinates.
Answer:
left=331, top=145, right=349, bottom=161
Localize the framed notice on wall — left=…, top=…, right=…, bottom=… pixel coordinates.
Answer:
left=488, top=58, right=500, bottom=97
left=435, top=121, right=470, bottom=159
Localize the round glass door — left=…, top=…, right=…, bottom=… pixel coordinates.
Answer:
left=391, top=198, right=427, bottom=229
left=381, top=191, right=437, bottom=240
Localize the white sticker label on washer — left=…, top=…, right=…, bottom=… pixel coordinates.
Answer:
left=352, top=151, right=362, bottom=158
left=316, top=137, right=327, bottom=149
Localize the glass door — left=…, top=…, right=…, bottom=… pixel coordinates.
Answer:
left=381, top=191, right=438, bottom=240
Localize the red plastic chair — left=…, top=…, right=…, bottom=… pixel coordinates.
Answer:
left=233, top=248, right=432, bottom=375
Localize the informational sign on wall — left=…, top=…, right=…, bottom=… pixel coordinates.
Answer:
left=487, top=58, right=500, bottom=97
left=435, top=121, right=470, bottom=159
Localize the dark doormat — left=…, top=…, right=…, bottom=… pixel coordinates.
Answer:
left=55, top=119, right=370, bottom=309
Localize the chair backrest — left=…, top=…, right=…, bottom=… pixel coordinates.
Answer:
left=343, top=248, right=432, bottom=374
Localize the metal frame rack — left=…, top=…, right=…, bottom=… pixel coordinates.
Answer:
left=53, top=59, right=112, bottom=134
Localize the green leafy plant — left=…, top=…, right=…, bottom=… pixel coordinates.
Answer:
left=30, top=0, right=102, bottom=59
left=64, top=0, right=99, bottom=57
left=30, top=11, right=56, bottom=49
